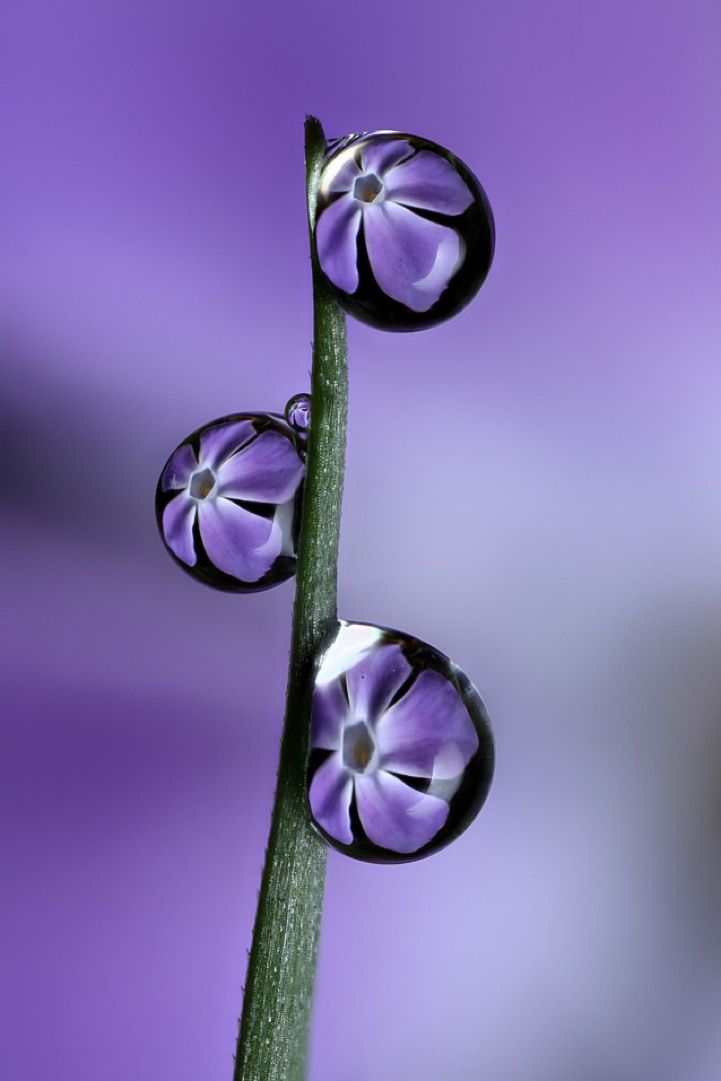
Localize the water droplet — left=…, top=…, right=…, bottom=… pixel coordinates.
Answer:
left=314, top=131, right=494, bottom=332
left=307, top=620, right=494, bottom=863
left=156, top=413, right=305, bottom=592
left=285, top=392, right=312, bottom=434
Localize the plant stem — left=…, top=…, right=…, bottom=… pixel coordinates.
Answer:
left=233, top=115, right=348, bottom=1081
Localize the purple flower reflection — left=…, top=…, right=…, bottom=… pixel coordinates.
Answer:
left=308, top=623, right=493, bottom=862
left=316, top=135, right=474, bottom=314
left=157, top=414, right=304, bottom=591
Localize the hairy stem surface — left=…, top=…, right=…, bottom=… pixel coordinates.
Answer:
left=233, top=115, right=348, bottom=1081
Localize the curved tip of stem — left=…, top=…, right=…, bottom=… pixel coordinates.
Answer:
left=305, top=116, right=327, bottom=236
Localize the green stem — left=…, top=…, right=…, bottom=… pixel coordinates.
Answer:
left=233, top=115, right=348, bottom=1081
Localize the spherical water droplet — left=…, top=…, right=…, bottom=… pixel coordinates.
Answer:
left=314, top=131, right=494, bottom=332
left=155, top=413, right=305, bottom=592
left=307, top=620, right=494, bottom=863
left=285, top=392, right=312, bottom=434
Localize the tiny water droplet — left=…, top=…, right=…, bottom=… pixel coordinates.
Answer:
left=285, top=392, right=312, bottom=434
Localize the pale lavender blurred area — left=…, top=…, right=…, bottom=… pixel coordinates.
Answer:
left=3, top=1, right=721, bottom=1078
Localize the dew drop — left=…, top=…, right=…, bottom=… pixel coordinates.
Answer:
left=285, top=392, right=312, bottom=434
left=314, top=131, right=494, bottom=331
left=155, top=412, right=305, bottom=593
left=307, top=620, right=494, bottom=863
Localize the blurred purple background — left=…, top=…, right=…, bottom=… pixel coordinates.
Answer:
left=3, top=2, right=721, bottom=1078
